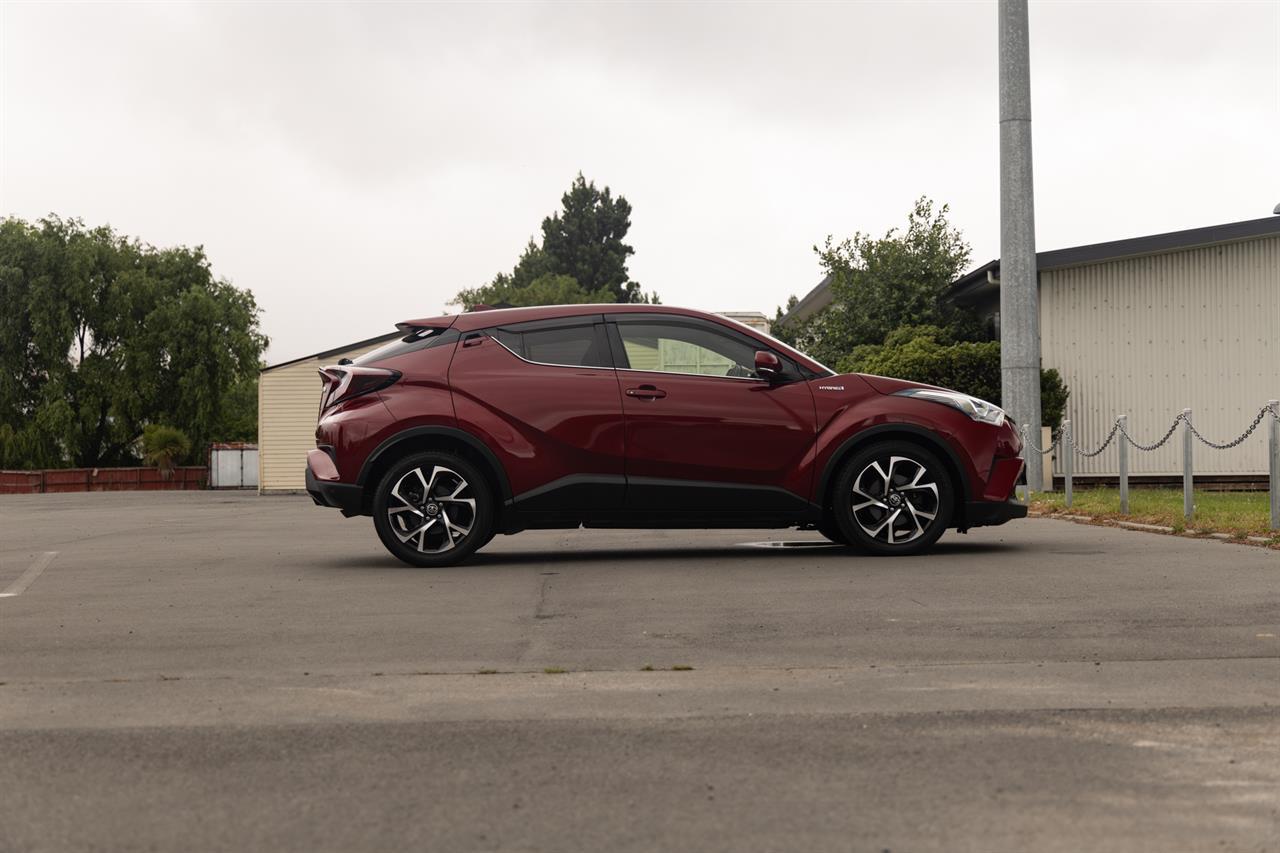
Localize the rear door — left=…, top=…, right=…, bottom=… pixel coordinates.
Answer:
left=606, top=315, right=817, bottom=513
left=448, top=316, right=626, bottom=512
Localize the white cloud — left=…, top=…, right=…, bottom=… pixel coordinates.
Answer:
left=2, top=0, right=1276, bottom=362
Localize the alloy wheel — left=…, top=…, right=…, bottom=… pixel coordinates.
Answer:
left=386, top=465, right=477, bottom=553
left=850, top=455, right=941, bottom=545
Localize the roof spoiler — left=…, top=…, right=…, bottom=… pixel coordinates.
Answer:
left=394, top=314, right=459, bottom=334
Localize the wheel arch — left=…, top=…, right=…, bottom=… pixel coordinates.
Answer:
left=357, top=426, right=513, bottom=516
left=817, top=424, right=972, bottom=527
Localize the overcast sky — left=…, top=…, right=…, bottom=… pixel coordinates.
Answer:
left=2, top=1, right=1277, bottom=363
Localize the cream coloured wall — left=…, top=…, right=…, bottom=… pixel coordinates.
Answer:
left=1040, top=235, right=1279, bottom=476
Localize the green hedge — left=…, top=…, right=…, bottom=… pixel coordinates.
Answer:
left=837, top=327, right=1068, bottom=431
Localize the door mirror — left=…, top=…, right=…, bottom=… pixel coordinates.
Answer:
left=754, top=350, right=782, bottom=381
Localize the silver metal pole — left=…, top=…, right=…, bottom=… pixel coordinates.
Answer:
left=999, top=0, right=1043, bottom=492
left=1182, top=408, right=1193, bottom=522
left=1117, top=415, right=1128, bottom=515
left=1063, top=419, right=1072, bottom=508
left=1269, top=400, right=1278, bottom=532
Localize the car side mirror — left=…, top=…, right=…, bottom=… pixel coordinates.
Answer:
left=754, top=350, right=782, bottom=381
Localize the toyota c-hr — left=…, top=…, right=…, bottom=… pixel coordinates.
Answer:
left=306, top=304, right=1026, bottom=566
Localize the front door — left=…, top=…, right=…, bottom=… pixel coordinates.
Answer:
left=607, top=316, right=816, bottom=513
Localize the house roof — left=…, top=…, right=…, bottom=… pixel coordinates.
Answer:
left=775, top=273, right=834, bottom=328
left=948, top=215, right=1280, bottom=306
left=778, top=215, right=1280, bottom=323
left=261, top=330, right=402, bottom=372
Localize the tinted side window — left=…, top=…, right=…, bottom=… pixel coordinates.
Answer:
left=492, top=323, right=610, bottom=368
left=613, top=321, right=761, bottom=379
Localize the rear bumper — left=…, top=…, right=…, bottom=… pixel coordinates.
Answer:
left=305, top=449, right=364, bottom=517
left=963, top=496, right=1028, bottom=529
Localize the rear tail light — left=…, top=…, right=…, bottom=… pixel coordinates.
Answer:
left=318, top=365, right=401, bottom=414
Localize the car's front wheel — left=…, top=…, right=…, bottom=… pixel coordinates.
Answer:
left=832, top=441, right=953, bottom=556
left=372, top=452, right=494, bottom=567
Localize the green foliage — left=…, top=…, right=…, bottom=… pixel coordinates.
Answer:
left=141, top=424, right=192, bottom=478
left=840, top=329, right=1069, bottom=431
left=0, top=215, right=267, bottom=469
left=773, top=198, right=982, bottom=366
left=216, top=372, right=261, bottom=443
left=459, top=273, right=615, bottom=310
left=457, top=174, right=658, bottom=309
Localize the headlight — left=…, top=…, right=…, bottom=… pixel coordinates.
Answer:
left=895, top=388, right=1006, bottom=426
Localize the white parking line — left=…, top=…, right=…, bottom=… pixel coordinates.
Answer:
left=0, top=551, right=58, bottom=598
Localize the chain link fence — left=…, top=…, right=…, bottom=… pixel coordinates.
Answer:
left=1021, top=400, right=1280, bottom=530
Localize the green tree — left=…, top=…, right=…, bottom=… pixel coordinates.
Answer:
left=0, top=215, right=267, bottom=468
left=456, top=174, right=658, bottom=309
left=773, top=197, right=982, bottom=367
left=457, top=273, right=614, bottom=310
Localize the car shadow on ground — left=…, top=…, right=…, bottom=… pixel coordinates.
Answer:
left=307, top=537, right=1018, bottom=570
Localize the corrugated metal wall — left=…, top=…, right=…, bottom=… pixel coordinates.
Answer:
left=258, top=340, right=394, bottom=492
left=1040, top=235, right=1279, bottom=476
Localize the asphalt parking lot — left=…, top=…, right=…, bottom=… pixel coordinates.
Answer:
left=1, top=492, right=1277, bottom=852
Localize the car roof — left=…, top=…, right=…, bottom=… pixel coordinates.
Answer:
left=396, top=303, right=831, bottom=374
left=400, top=303, right=734, bottom=333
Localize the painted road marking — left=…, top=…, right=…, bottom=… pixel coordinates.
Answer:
left=0, top=551, right=58, bottom=598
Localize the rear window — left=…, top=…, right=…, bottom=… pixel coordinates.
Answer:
left=353, top=327, right=457, bottom=365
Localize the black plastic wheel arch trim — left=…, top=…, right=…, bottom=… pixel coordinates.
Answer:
left=816, top=423, right=973, bottom=508
left=355, top=425, right=513, bottom=502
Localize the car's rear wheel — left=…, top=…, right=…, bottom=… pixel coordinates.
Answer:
left=832, top=441, right=953, bottom=556
left=372, top=452, right=494, bottom=567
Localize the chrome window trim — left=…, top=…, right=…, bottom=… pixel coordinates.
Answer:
left=614, top=366, right=766, bottom=384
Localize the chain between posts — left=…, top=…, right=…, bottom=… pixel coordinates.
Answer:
left=1183, top=405, right=1275, bottom=450
left=1051, top=404, right=1278, bottom=457
left=1020, top=425, right=1059, bottom=456
left=1022, top=403, right=1280, bottom=531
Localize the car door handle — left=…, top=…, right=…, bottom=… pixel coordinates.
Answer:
left=625, top=385, right=667, bottom=399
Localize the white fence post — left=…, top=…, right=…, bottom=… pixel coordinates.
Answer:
left=1063, top=419, right=1073, bottom=508
left=1117, top=415, right=1128, bottom=515
left=1182, top=408, right=1193, bottom=522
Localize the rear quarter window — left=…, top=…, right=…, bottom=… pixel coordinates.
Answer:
left=491, top=323, right=610, bottom=368
left=353, top=327, right=458, bottom=365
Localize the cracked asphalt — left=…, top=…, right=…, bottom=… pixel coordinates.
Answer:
left=1, top=491, right=1277, bottom=852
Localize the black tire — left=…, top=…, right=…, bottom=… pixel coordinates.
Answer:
left=372, top=451, right=494, bottom=567
left=831, top=440, right=953, bottom=556
left=817, top=519, right=852, bottom=546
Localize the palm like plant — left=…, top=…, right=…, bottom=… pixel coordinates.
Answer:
left=142, top=425, right=192, bottom=480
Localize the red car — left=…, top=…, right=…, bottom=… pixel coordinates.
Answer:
left=306, top=305, right=1026, bottom=566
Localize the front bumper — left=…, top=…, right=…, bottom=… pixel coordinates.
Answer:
left=962, top=496, right=1028, bottom=529
left=305, top=449, right=364, bottom=517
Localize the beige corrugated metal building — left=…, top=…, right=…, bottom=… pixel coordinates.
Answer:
left=948, top=216, right=1280, bottom=478
left=258, top=332, right=397, bottom=492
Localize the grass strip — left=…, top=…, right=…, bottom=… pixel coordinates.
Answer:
left=1031, top=488, right=1279, bottom=543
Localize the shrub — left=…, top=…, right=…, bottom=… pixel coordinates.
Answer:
left=142, top=425, right=192, bottom=478
left=838, top=332, right=1069, bottom=431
